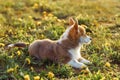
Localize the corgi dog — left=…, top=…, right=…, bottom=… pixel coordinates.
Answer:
left=7, top=18, right=92, bottom=69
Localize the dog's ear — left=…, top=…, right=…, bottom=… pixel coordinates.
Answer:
left=69, top=19, right=79, bottom=40
left=74, top=19, right=78, bottom=31
left=69, top=17, right=75, bottom=26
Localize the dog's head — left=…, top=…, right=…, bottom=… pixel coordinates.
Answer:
left=61, top=18, right=91, bottom=45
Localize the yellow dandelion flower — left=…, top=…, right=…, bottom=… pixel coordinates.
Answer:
left=105, top=42, right=111, bottom=46
left=61, top=19, right=66, bottom=23
left=81, top=65, right=87, bottom=69
left=24, top=74, right=30, bottom=80
left=44, top=16, right=48, bottom=20
left=105, top=62, right=111, bottom=67
left=43, top=11, right=47, bottom=17
left=53, top=16, right=57, bottom=20
left=81, top=67, right=90, bottom=74
left=36, top=21, right=41, bottom=26
left=100, top=77, right=105, bottom=80
left=20, top=30, right=24, bottom=32
left=97, top=70, right=100, bottom=74
left=47, top=71, right=54, bottom=79
left=33, top=76, right=40, bottom=80
left=28, top=16, right=32, bottom=19
left=33, top=3, right=39, bottom=9
left=57, top=19, right=62, bottom=22
left=9, top=29, right=12, bottom=33
left=10, top=55, right=14, bottom=58
left=9, top=54, right=14, bottom=58
left=25, top=58, right=31, bottom=64
left=30, top=66, right=34, bottom=71
left=0, top=43, right=5, bottom=47
left=18, top=18, right=22, bottom=21
left=5, top=34, right=8, bottom=37
left=92, top=20, right=100, bottom=27
left=113, top=78, right=119, bottom=80
left=48, top=13, right=53, bottom=17
left=15, top=65, right=19, bottom=70
left=7, top=68, right=14, bottom=73
left=17, top=51, right=21, bottom=56
left=40, top=34, right=45, bottom=39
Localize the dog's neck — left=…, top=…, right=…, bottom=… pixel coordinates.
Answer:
left=57, top=37, right=83, bottom=54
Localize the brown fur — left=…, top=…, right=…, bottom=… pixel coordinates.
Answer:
left=28, top=19, right=86, bottom=64
left=28, top=39, right=71, bottom=63
left=14, top=42, right=27, bottom=47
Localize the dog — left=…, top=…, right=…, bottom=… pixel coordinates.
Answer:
left=7, top=18, right=92, bottom=69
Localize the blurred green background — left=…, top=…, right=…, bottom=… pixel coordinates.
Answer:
left=0, top=0, right=120, bottom=80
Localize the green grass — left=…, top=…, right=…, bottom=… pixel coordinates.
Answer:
left=0, top=0, right=120, bottom=79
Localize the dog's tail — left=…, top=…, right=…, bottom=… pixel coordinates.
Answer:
left=5, top=42, right=28, bottom=49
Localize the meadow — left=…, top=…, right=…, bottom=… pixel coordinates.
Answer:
left=0, top=0, right=120, bottom=80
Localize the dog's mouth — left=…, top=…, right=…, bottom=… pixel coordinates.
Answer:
left=85, top=40, right=91, bottom=44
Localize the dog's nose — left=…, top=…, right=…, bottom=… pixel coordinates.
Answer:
left=90, top=37, right=92, bottom=40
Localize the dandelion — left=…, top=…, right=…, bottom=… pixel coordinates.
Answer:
left=9, top=54, right=14, bottom=58
left=81, top=65, right=87, bottom=69
left=20, top=30, right=24, bottom=32
left=28, top=16, right=32, bottom=19
left=93, top=20, right=99, bottom=27
left=24, top=74, right=30, bottom=80
left=7, top=68, right=14, bottom=73
left=36, top=21, right=41, bottom=26
left=30, top=66, right=34, bottom=72
left=81, top=67, right=90, bottom=74
left=105, top=62, right=111, bottom=67
left=18, top=18, right=22, bottom=22
left=57, top=19, right=62, bottom=22
left=15, top=65, right=19, bottom=70
left=9, top=56, right=13, bottom=58
left=25, top=58, right=31, bottom=64
left=43, top=11, right=47, bottom=17
left=33, top=3, right=39, bottom=9
left=33, top=76, right=40, bottom=80
left=17, top=51, right=21, bottom=56
left=100, top=77, right=105, bottom=80
left=61, top=19, right=66, bottom=23
left=105, top=42, right=110, bottom=46
left=0, top=43, right=5, bottom=47
left=40, top=34, right=45, bottom=39
left=5, top=34, right=8, bottom=37
left=97, top=70, right=101, bottom=74
left=48, top=13, right=53, bottom=17
left=9, top=29, right=12, bottom=32
left=47, top=71, right=54, bottom=79
left=113, top=78, right=119, bottom=80
left=53, top=16, right=57, bottom=20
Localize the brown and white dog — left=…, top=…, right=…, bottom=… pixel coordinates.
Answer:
left=7, top=18, right=92, bottom=69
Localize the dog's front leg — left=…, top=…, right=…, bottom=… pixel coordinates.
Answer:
left=67, top=59, right=87, bottom=69
left=79, top=57, right=92, bottom=65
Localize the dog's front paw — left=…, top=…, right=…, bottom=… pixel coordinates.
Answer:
left=68, top=59, right=88, bottom=69
left=79, top=62, right=87, bottom=69
left=80, top=58, right=92, bottom=65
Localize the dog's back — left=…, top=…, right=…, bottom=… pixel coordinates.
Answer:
left=28, top=39, right=71, bottom=63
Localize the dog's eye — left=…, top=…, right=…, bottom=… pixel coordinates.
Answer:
left=86, top=28, right=92, bottom=33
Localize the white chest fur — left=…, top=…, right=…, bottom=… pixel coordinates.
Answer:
left=68, top=45, right=82, bottom=60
